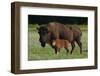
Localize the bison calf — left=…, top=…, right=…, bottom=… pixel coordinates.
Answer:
left=52, top=39, right=70, bottom=54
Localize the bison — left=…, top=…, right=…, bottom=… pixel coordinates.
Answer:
left=37, top=22, right=82, bottom=54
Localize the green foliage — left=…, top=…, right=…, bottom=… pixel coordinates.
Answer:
left=28, top=24, right=39, bottom=32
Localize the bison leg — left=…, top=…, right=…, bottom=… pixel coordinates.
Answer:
left=76, top=40, right=82, bottom=54
left=70, top=42, right=75, bottom=54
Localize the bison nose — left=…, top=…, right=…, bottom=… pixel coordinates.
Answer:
left=41, top=43, right=45, bottom=47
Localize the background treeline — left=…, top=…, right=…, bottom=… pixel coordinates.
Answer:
left=28, top=15, right=88, bottom=25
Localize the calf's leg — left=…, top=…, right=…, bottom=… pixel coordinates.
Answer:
left=54, top=47, right=57, bottom=54
left=54, top=47, right=60, bottom=54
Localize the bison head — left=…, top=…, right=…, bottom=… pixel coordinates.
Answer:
left=37, top=26, right=49, bottom=47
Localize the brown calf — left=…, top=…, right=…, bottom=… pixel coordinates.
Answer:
left=52, top=39, right=70, bottom=54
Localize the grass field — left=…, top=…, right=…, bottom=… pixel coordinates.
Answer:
left=28, top=24, right=88, bottom=60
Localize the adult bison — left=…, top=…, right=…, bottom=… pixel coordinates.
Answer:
left=37, top=22, right=82, bottom=54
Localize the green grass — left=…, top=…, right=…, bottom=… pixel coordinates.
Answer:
left=28, top=24, right=88, bottom=60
